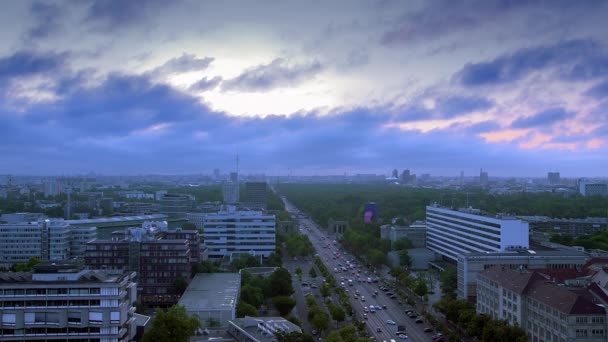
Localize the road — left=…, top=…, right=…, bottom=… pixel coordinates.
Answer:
left=282, top=197, right=436, bottom=341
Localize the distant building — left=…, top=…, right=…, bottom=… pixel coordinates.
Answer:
left=160, top=193, right=195, bottom=218
left=363, top=202, right=379, bottom=224
left=401, top=169, right=411, bottom=183
left=458, top=249, right=588, bottom=300
left=479, top=169, right=489, bottom=186
left=426, top=205, right=529, bottom=262
left=578, top=179, right=608, bottom=197
left=521, top=216, right=608, bottom=237
left=328, top=219, right=349, bottom=235
left=85, top=222, right=202, bottom=306
left=477, top=266, right=608, bottom=342
left=548, top=172, right=561, bottom=185
left=391, top=169, right=399, bottom=178
left=202, top=208, right=276, bottom=260
left=228, top=316, right=302, bottom=342
left=0, top=212, right=46, bottom=224
left=243, top=182, right=267, bottom=210
left=380, top=221, right=427, bottom=248
left=43, top=178, right=63, bottom=197
left=179, top=273, right=240, bottom=327
left=0, top=261, right=139, bottom=342
left=67, top=214, right=168, bottom=240
left=223, top=181, right=240, bottom=204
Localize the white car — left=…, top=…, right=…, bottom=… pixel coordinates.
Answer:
left=398, top=334, right=408, bottom=339
left=386, top=319, right=396, bottom=325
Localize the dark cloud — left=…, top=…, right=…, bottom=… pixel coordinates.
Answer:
left=455, top=40, right=603, bottom=86
left=222, top=58, right=323, bottom=92
left=189, top=76, right=222, bottom=91
left=151, top=54, right=214, bottom=76
left=585, top=80, right=608, bottom=99
left=436, top=96, right=493, bottom=118
left=511, top=107, right=574, bottom=129
left=0, top=50, right=66, bottom=79
left=85, top=0, right=168, bottom=31
left=26, top=1, right=63, bottom=40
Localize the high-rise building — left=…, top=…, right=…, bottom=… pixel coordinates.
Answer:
left=202, top=208, right=275, bottom=260
left=391, top=169, right=398, bottom=178
left=222, top=181, right=240, bottom=204
left=578, top=179, right=608, bottom=197
left=401, top=169, right=411, bottom=183
left=0, top=261, right=138, bottom=342
left=85, top=222, right=202, bottom=306
left=547, top=171, right=561, bottom=185
left=426, top=205, right=529, bottom=262
left=479, top=169, right=488, bottom=186
left=243, top=182, right=267, bottom=210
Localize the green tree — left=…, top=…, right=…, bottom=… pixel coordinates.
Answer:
left=440, top=268, right=458, bottom=298
left=236, top=302, right=258, bottom=317
left=310, top=310, right=330, bottom=333
left=309, top=267, right=317, bottom=278
left=330, top=305, right=346, bottom=327
left=240, top=284, right=264, bottom=308
left=275, top=331, right=315, bottom=342
left=12, top=257, right=41, bottom=272
left=173, top=278, right=189, bottom=295
left=192, top=260, right=222, bottom=274
left=326, top=331, right=344, bottom=342
left=181, top=222, right=197, bottom=230
left=141, top=305, right=200, bottom=342
left=270, top=268, right=294, bottom=296
left=393, top=238, right=413, bottom=251
left=338, top=326, right=357, bottom=341
left=273, top=296, right=296, bottom=316
left=295, top=267, right=303, bottom=281
left=398, top=249, right=412, bottom=267
left=320, top=283, right=331, bottom=298
left=414, top=279, right=428, bottom=296
left=367, top=249, right=387, bottom=268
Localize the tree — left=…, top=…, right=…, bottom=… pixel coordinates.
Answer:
left=295, top=267, right=303, bottom=281
left=338, top=326, right=357, bottom=341
left=181, top=222, right=197, bottom=230
left=320, top=283, right=331, bottom=298
left=141, top=305, right=200, bottom=342
left=398, top=249, right=412, bottom=267
left=330, top=305, right=345, bottom=327
left=440, top=268, right=458, bottom=298
left=393, top=238, right=413, bottom=251
left=269, top=268, right=294, bottom=296
left=309, top=267, right=317, bottom=278
left=173, top=278, right=189, bottom=295
left=275, top=331, right=315, bottom=342
left=310, top=310, right=329, bottom=333
left=12, top=257, right=41, bottom=272
left=273, top=296, right=296, bottom=316
left=192, top=260, right=222, bottom=274
left=206, top=318, right=220, bottom=327
left=240, top=284, right=264, bottom=307
left=236, top=302, right=258, bottom=317
left=414, top=279, right=428, bottom=296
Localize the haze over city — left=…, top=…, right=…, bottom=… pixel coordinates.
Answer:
left=1, top=1, right=607, bottom=177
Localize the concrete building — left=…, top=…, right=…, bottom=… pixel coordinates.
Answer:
left=179, top=273, right=240, bottom=328
left=223, top=181, right=240, bottom=204
left=85, top=222, right=202, bottom=306
left=327, top=219, right=349, bottom=235
left=67, top=214, right=168, bottom=239
left=0, top=261, right=138, bottom=342
left=160, top=193, right=195, bottom=218
left=457, top=249, right=588, bottom=300
left=426, top=205, right=529, bottom=262
left=548, top=172, right=561, bottom=185
left=579, top=179, right=608, bottom=197
left=0, top=219, right=73, bottom=266
left=380, top=221, right=427, bottom=248
left=521, top=216, right=608, bottom=237
left=202, top=208, right=276, bottom=260
left=0, top=212, right=46, bottom=224
left=477, top=266, right=608, bottom=342
left=243, top=182, right=267, bottom=210
left=228, top=316, right=302, bottom=342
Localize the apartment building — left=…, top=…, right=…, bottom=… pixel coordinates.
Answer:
left=0, top=261, right=138, bottom=342
left=457, top=249, right=588, bottom=300
left=477, top=266, right=608, bottom=342
left=426, top=205, right=529, bottom=262
left=202, top=208, right=276, bottom=260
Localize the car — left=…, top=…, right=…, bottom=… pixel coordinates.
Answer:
left=363, top=314, right=368, bottom=319
left=386, top=319, right=396, bottom=325
left=397, top=334, right=408, bottom=339
left=376, top=327, right=382, bottom=333
left=390, top=295, right=397, bottom=299
left=424, top=328, right=433, bottom=333
left=404, top=310, right=413, bottom=314
left=409, top=314, right=417, bottom=318
left=415, top=319, right=424, bottom=324
left=386, top=292, right=393, bottom=296
left=382, top=305, right=387, bottom=309
left=364, top=307, right=368, bottom=312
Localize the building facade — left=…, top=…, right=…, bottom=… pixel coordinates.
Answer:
left=477, top=266, right=608, bottom=342
left=0, top=261, right=138, bottom=342
left=458, top=249, right=588, bottom=300
left=85, top=223, right=201, bottom=306
left=426, top=205, right=529, bottom=262
left=223, top=181, right=240, bottom=204
left=160, top=193, right=195, bottom=218
left=243, top=182, right=267, bottom=210
left=202, top=209, right=276, bottom=260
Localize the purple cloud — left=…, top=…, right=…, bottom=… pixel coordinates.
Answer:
left=151, top=53, right=214, bottom=76
left=189, top=76, right=222, bottom=91
left=585, top=80, right=608, bottom=99
left=511, top=107, right=575, bottom=129
left=222, top=58, right=323, bottom=92
left=26, top=1, right=63, bottom=40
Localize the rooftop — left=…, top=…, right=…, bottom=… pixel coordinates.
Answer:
left=67, top=214, right=168, bottom=225
left=463, top=249, right=588, bottom=258
left=229, top=316, right=302, bottom=342
left=179, top=273, right=240, bottom=310
left=479, top=266, right=546, bottom=295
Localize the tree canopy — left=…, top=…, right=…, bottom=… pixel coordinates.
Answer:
left=141, top=305, right=200, bottom=342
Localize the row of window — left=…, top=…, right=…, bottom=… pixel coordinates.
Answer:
left=1, top=300, right=102, bottom=308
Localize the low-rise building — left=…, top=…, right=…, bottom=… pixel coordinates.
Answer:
left=228, top=316, right=302, bottom=342
left=179, top=273, right=240, bottom=328
left=0, top=261, right=138, bottom=341
left=380, top=221, right=427, bottom=248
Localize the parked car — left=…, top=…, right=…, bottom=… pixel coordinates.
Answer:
left=386, top=319, right=396, bottom=325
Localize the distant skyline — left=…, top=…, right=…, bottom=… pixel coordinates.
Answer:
left=1, top=1, right=607, bottom=177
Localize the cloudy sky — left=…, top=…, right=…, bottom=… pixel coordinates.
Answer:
left=1, top=0, right=607, bottom=177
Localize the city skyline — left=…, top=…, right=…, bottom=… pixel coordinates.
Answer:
left=1, top=1, right=608, bottom=176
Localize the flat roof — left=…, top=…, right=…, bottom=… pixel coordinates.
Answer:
left=463, top=249, right=588, bottom=258
left=179, top=273, right=240, bottom=311
left=67, top=214, right=168, bottom=225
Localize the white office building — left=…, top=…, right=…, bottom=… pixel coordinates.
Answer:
left=0, top=219, right=96, bottom=266
left=202, top=208, right=276, bottom=260
left=426, top=205, right=529, bottom=262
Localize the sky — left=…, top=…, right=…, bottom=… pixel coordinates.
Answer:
left=1, top=0, right=607, bottom=177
